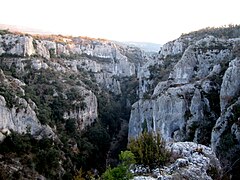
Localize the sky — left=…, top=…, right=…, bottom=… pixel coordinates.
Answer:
left=0, top=0, right=240, bottom=44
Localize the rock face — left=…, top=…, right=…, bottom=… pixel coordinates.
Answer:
left=220, top=58, right=240, bottom=111
left=0, top=32, right=149, bottom=136
left=128, top=33, right=240, bottom=177
left=0, top=32, right=152, bottom=179
left=0, top=33, right=149, bottom=94
left=133, top=142, right=221, bottom=180
left=129, top=36, right=235, bottom=142
left=0, top=34, right=35, bottom=57
left=1, top=27, right=240, bottom=178
left=211, top=98, right=240, bottom=168
left=159, top=38, right=188, bottom=58
left=63, top=87, right=98, bottom=130
left=0, top=95, right=54, bottom=139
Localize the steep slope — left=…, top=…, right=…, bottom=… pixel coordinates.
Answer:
left=0, top=31, right=149, bottom=178
left=129, top=26, right=240, bottom=178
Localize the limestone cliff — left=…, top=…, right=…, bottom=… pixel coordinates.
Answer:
left=0, top=32, right=147, bottom=136
left=1, top=26, right=240, bottom=179
left=129, top=35, right=238, bottom=142
left=0, top=31, right=149, bottom=179
left=129, top=30, right=240, bottom=177
left=0, top=95, right=54, bottom=140
left=0, top=33, right=148, bottom=94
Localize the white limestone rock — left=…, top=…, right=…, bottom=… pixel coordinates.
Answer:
left=0, top=132, right=6, bottom=142
left=0, top=95, right=55, bottom=139
left=159, top=38, right=188, bottom=58
left=129, top=84, right=196, bottom=142
left=220, top=58, right=240, bottom=112
left=129, top=36, right=236, bottom=143
left=63, top=88, right=98, bottom=130
left=33, top=40, right=50, bottom=59
left=133, top=176, right=157, bottom=180
left=211, top=98, right=240, bottom=154
left=128, top=99, right=153, bottom=140
left=169, top=37, right=232, bottom=84
left=0, top=34, right=35, bottom=57
left=31, top=59, right=49, bottom=70
left=133, top=142, right=221, bottom=180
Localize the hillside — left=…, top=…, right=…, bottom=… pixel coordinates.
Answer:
left=122, top=41, right=161, bottom=52
left=129, top=25, right=240, bottom=179
left=0, top=24, right=53, bottom=35
left=0, top=25, right=240, bottom=179
left=0, top=30, right=149, bottom=179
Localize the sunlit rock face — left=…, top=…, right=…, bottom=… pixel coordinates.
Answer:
left=0, top=32, right=150, bottom=136
left=159, top=38, right=188, bottom=58
left=129, top=34, right=240, bottom=161
left=0, top=95, right=55, bottom=139
left=0, top=34, right=36, bottom=57
left=0, top=33, right=149, bottom=95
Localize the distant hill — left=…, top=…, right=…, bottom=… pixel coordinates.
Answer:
left=123, top=41, right=161, bottom=52
left=0, top=24, right=54, bottom=35
left=181, top=24, right=240, bottom=40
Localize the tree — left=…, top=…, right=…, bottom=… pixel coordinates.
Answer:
left=102, top=150, right=135, bottom=180
left=65, top=119, right=77, bottom=135
left=119, top=150, right=136, bottom=166
left=35, top=148, right=60, bottom=177
left=128, top=132, right=170, bottom=169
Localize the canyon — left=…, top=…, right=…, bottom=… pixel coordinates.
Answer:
left=0, top=26, right=240, bottom=179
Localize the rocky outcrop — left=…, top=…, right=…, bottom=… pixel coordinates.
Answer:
left=169, top=36, right=233, bottom=84
left=129, top=36, right=238, bottom=143
left=211, top=98, right=240, bottom=171
left=0, top=155, right=46, bottom=180
left=159, top=38, right=189, bottom=58
left=128, top=99, right=153, bottom=139
left=128, top=35, right=240, bottom=180
left=0, top=95, right=55, bottom=139
left=137, top=37, right=190, bottom=99
left=0, top=33, right=149, bottom=94
left=0, top=34, right=35, bottom=57
left=0, top=32, right=153, bottom=179
left=0, top=32, right=150, bottom=138
left=133, top=142, right=222, bottom=180
left=220, top=58, right=240, bottom=111
left=63, top=87, right=98, bottom=130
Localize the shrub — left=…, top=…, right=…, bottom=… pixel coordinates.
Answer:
left=102, top=150, right=135, bottom=180
left=119, top=150, right=136, bottom=166
left=128, top=132, right=170, bottom=169
left=35, top=148, right=60, bottom=177
left=0, top=29, right=11, bottom=35
left=49, top=48, right=56, bottom=58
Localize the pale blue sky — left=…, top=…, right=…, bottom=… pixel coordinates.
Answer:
left=0, top=0, right=240, bottom=43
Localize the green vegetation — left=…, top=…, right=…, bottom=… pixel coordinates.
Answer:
left=0, top=29, right=11, bottom=35
left=128, top=132, right=170, bottom=169
left=146, top=54, right=179, bottom=95
left=181, top=24, right=240, bottom=40
left=49, top=48, right=56, bottom=58
left=102, top=132, right=171, bottom=179
left=0, top=85, right=18, bottom=108
left=120, top=76, right=139, bottom=106
left=0, top=132, right=61, bottom=178
left=102, top=151, right=135, bottom=180
left=0, top=52, right=140, bottom=179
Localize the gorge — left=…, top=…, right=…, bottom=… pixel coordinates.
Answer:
left=0, top=25, right=240, bottom=179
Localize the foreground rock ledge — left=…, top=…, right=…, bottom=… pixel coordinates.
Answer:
left=133, top=142, right=222, bottom=180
